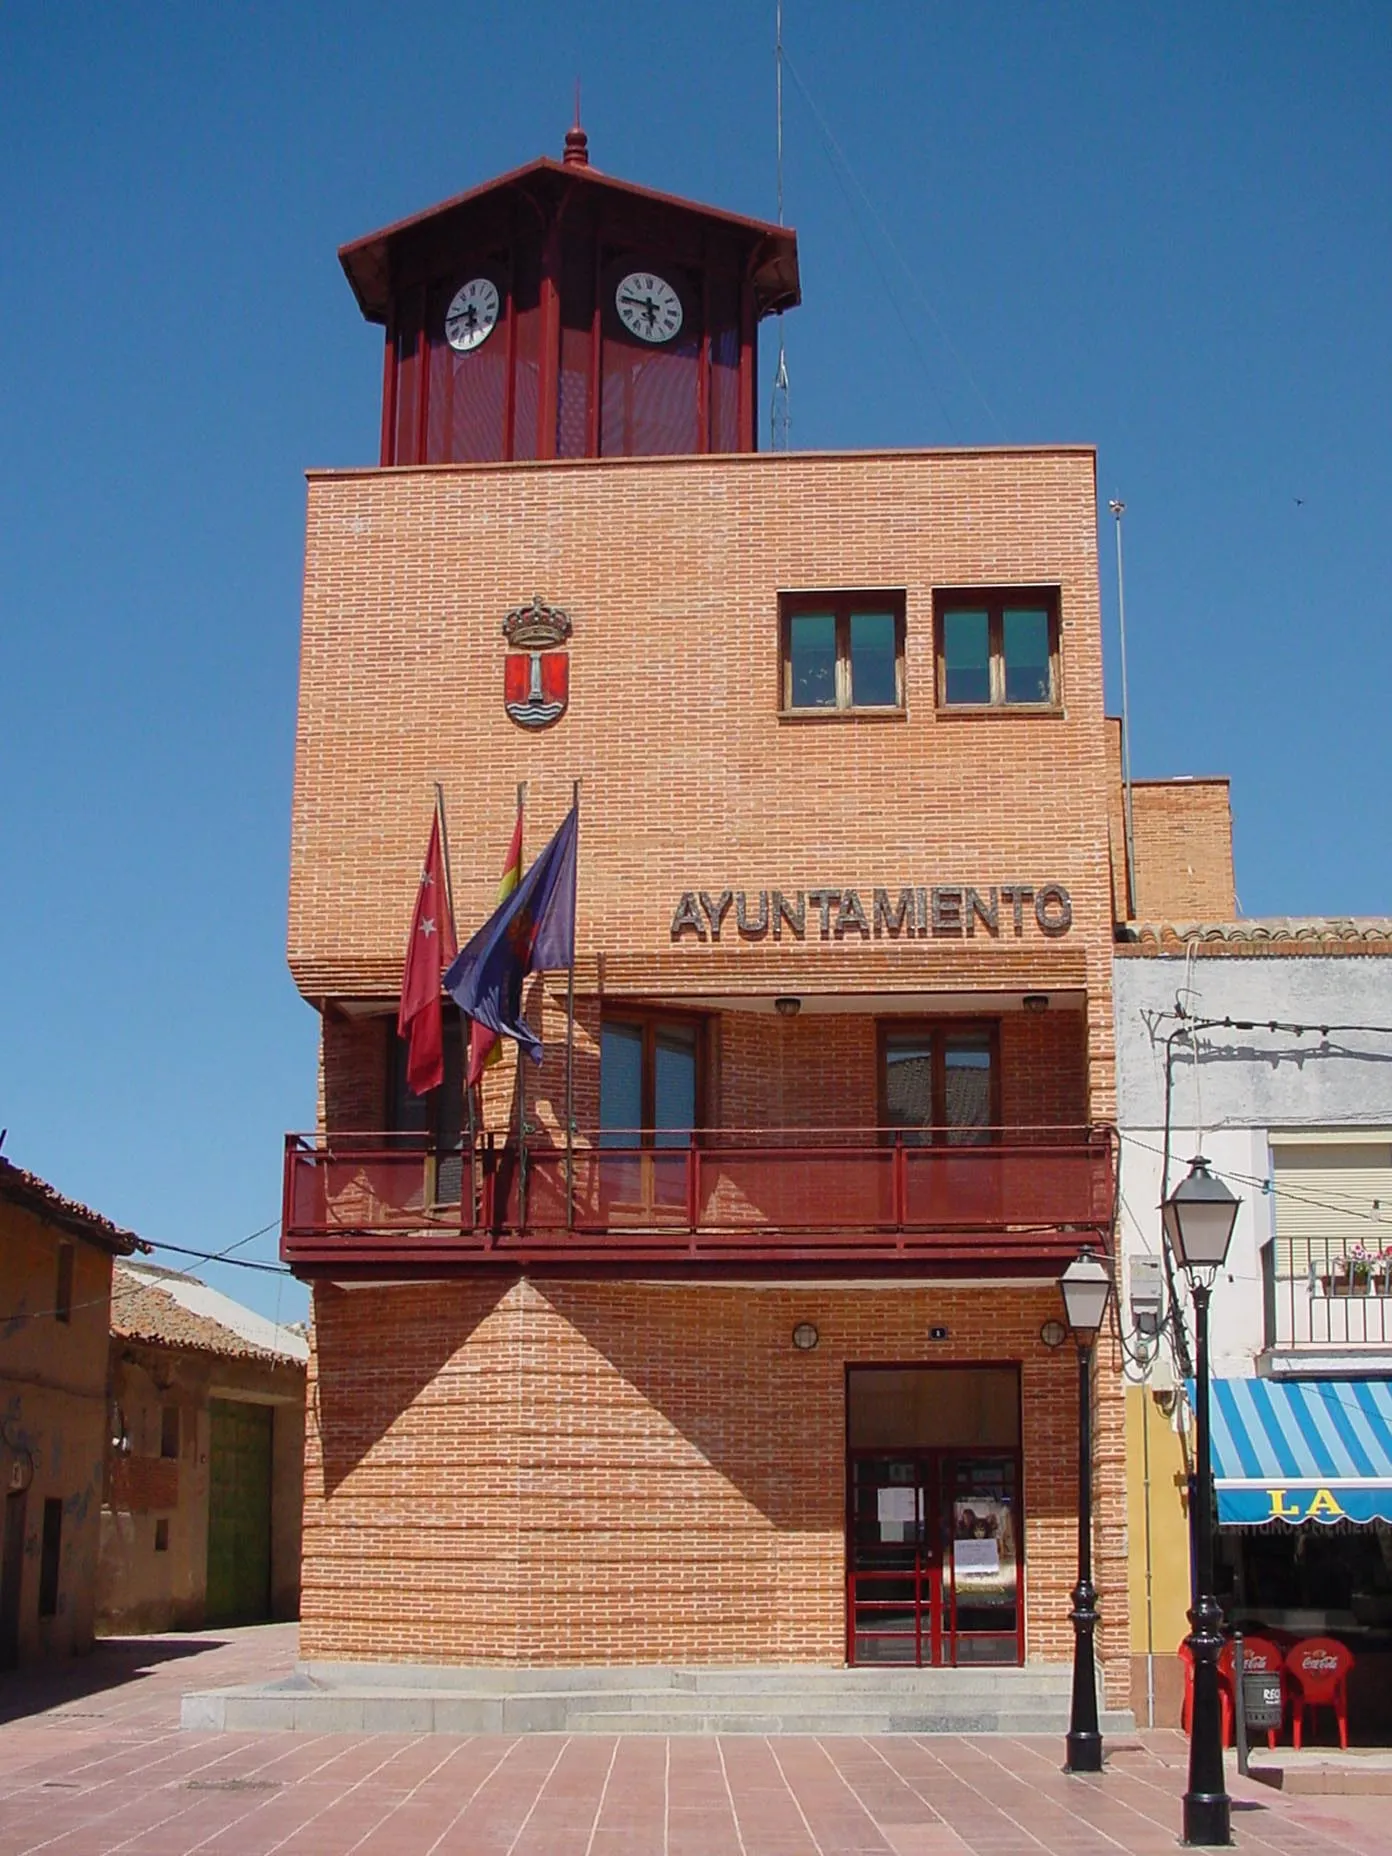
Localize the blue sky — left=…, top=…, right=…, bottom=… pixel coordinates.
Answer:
left=3, top=4, right=1388, bottom=1320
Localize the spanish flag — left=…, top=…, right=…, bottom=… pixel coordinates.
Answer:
left=465, top=803, right=524, bottom=1086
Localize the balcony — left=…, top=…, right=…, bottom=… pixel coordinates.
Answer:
left=1263, top=1238, right=1392, bottom=1367
left=282, top=1126, right=1116, bottom=1278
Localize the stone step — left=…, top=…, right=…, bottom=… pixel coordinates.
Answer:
left=565, top=1708, right=1139, bottom=1737
left=295, top=1660, right=1078, bottom=1698
left=182, top=1670, right=1135, bottom=1738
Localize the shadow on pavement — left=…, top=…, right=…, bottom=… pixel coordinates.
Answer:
left=0, top=1635, right=229, bottom=1724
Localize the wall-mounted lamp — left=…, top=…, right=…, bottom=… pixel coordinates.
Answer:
left=791, top=1321, right=819, bottom=1351
left=1022, top=994, right=1050, bottom=1013
left=774, top=996, right=802, bottom=1018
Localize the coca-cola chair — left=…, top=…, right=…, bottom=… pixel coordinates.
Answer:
left=1178, top=1640, right=1234, bottom=1746
left=1218, top=1636, right=1286, bottom=1749
left=1285, top=1637, right=1355, bottom=1750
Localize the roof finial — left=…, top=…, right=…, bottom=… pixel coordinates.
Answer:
left=563, top=82, right=589, bottom=167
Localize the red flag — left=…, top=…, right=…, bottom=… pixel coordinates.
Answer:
left=466, top=805, right=524, bottom=1086
left=398, top=812, right=459, bottom=1096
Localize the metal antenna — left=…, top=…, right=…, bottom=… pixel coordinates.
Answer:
left=1111, top=498, right=1138, bottom=916
left=770, top=0, right=790, bottom=451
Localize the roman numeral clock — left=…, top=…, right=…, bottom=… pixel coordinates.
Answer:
left=337, top=122, right=800, bottom=466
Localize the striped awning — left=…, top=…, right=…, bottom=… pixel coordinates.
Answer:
left=1206, top=1377, right=1392, bottom=1525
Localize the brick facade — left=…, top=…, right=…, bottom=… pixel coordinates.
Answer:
left=303, top=1277, right=1130, bottom=1694
left=1129, top=779, right=1236, bottom=922
left=290, top=443, right=1136, bottom=1699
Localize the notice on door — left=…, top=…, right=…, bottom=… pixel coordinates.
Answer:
left=953, top=1496, right=1016, bottom=1603
left=877, top=1486, right=918, bottom=1542
left=954, top=1538, right=1000, bottom=1576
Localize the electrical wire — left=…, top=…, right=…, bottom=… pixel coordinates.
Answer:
left=1119, top=1128, right=1392, bottom=1232
left=781, top=52, right=1004, bottom=443
left=0, top=1217, right=292, bottom=1329
left=783, top=53, right=1005, bottom=439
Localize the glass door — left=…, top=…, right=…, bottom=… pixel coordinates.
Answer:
left=944, top=1455, right=1022, bottom=1665
left=847, top=1455, right=942, bottom=1665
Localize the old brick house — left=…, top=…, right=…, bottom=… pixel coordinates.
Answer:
left=100, top=1262, right=307, bottom=1635
left=279, top=131, right=1225, bottom=1708
left=0, top=1158, right=142, bottom=1667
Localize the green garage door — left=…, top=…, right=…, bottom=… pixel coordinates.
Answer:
left=207, top=1399, right=273, bottom=1625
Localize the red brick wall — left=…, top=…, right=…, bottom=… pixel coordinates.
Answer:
left=325, top=1002, right=1090, bottom=1138
left=1129, top=780, right=1235, bottom=922
left=289, top=445, right=1118, bottom=1122
left=303, top=1277, right=1129, bottom=1698
left=291, top=443, right=1130, bottom=1694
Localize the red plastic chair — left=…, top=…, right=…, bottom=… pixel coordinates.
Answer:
left=1219, top=1636, right=1285, bottom=1749
left=1286, top=1637, right=1354, bottom=1750
left=1179, top=1641, right=1234, bottom=1746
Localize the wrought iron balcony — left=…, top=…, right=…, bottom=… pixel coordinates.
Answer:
left=282, top=1126, right=1116, bottom=1276
left=1263, top=1236, right=1392, bottom=1357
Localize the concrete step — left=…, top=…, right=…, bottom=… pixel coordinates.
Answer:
left=565, top=1708, right=1139, bottom=1737
left=295, top=1660, right=1078, bottom=1698
left=181, top=1664, right=1135, bottom=1737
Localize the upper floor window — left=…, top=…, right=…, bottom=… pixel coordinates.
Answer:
left=935, top=589, right=1060, bottom=709
left=600, top=1012, right=705, bottom=1210
left=600, top=1014, right=704, bottom=1140
left=781, top=592, right=905, bottom=714
left=880, top=1022, right=998, bottom=1145
left=55, top=1241, right=74, bottom=1325
left=386, top=1009, right=466, bottom=1203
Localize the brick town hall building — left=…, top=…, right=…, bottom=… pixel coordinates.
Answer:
left=280, top=127, right=1222, bottom=1718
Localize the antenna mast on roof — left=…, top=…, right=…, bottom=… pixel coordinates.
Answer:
left=770, top=0, right=791, bottom=451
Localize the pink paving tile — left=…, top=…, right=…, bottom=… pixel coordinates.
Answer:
left=11, top=1635, right=1392, bottom=1855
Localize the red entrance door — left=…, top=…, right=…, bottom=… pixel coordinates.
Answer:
left=848, top=1455, right=939, bottom=1665
left=847, top=1451, right=1022, bottom=1667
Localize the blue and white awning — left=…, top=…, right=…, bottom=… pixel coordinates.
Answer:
left=1207, top=1377, right=1392, bottom=1526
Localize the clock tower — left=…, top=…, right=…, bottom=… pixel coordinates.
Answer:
left=339, top=122, right=800, bottom=465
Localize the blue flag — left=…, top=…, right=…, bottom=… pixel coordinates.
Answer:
left=444, top=805, right=577, bottom=1065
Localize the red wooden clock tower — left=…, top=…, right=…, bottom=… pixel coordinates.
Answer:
left=339, top=123, right=800, bottom=466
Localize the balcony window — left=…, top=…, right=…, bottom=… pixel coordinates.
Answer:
left=781, top=592, right=905, bottom=713
left=936, top=589, right=1060, bottom=709
left=881, top=1023, right=998, bottom=1145
left=600, top=1013, right=703, bottom=1207
left=386, top=1008, right=466, bottom=1199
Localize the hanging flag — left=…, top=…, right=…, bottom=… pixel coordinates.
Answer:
left=397, top=811, right=459, bottom=1096
left=467, top=804, right=524, bottom=1086
left=445, top=806, right=577, bottom=1066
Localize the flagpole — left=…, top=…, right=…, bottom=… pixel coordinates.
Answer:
left=515, top=781, right=528, bottom=1231
left=565, top=778, right=581, bottom=1231
left=433, top=782, right=456, bottom=929
left=433, top=781, right=470, bottom=1226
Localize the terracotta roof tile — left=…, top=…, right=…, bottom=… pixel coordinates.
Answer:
left=0, top=1157, right=146, bottom=1254
left=111, top=1265, right=307, bottom=1367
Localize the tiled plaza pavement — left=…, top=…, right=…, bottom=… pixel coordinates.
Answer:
left=1, top=1628, right=1389, bottom=1856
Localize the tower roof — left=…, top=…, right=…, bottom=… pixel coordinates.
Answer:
left=339, top=153, right=800, bottom=326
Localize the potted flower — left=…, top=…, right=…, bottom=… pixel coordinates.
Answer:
left=1348, top=1245, right=1374, bottom=1295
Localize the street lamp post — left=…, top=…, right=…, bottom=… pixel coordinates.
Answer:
left=1059, top=1244, right=1113, bottom=1775
left=1162, top=1155, right=1241, bottom=1848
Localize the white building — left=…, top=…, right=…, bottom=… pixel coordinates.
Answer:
left=1112, top=921, right=1392, bottom=1732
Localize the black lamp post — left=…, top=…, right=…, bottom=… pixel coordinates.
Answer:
left=1162, top=1155, right=1241, bottom=1848
left=1059, top=1244, right=1113, bottom=1774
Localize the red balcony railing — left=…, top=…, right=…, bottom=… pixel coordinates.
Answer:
left=282, top=1126, right=1116, bottom=1274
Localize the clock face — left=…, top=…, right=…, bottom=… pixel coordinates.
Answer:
left=614, top=271, right=684, bottom=344
left=444, top=278, right=500, bottom=353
